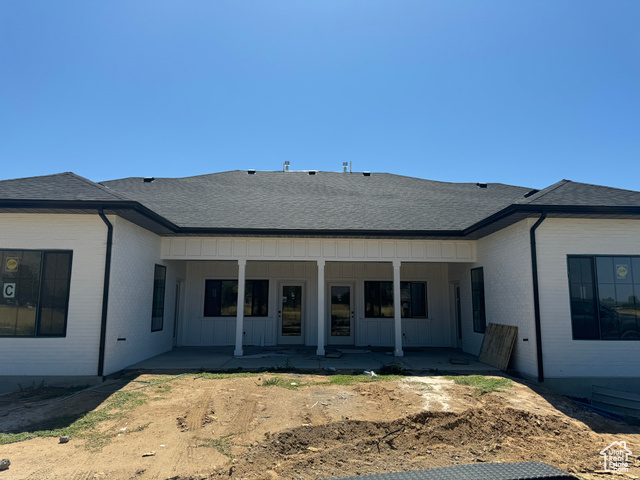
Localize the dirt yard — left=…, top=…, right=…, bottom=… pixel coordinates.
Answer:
left=1, top=372, right=639, bottom=480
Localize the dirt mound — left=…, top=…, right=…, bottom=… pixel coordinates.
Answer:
left=207, top=397, right=604, bottom=480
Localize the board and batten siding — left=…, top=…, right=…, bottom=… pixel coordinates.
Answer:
left=161, top=237, right=476, bottom=263
left=536, top=218, right=640, bottom=379
left=180, top=260, right=452, bottom=348
left=0, top=213, right=108, bottom=376
left=449, top=219, right=537, bottom=378
left=103, top=217, right=185, bottom=375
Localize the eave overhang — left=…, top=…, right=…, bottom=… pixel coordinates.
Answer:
left=1, top=200, right=640, bottom=240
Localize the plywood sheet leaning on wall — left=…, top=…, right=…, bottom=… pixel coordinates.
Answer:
left=478, top=323, right=518, bottom=370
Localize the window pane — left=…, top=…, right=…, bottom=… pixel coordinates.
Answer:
left=281, top=285, right=302, bottom=336
left=0, top=306, right=18, bottom=336
left=204, top=280, right=221, bottom=316
left=15, top=307, right=36, bottom=336
left=471, top=267, right=486, bottom=333
left=614, top=258, right=632, bottom=284
left=364, top=281, right=394, bottom=318
left=203, top=280, right=241, bottom=317
left=400, top=282, right=411, bottom=318
left=380, top=282, right=394, bottom=318
left=151, top=264, right=166, bottom=331
left=244, top=280, right=268, bottom=317
left=330, top=286, right=350, bottom=336
left=364, top=282, right=378, bottom=317
left=568, top=257, right=599, bottom=339
left=596, top=257, right=615, bottom=284
left=411, top=282, right=427, bottom=317
left=221, top=281, right=238, bottom=316
left=0, top=250, right=41, bottom=336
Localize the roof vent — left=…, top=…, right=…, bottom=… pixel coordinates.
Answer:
left=308, top=170, right=316, bottom=175
left=143, top=177, right=155, bottom=183
left=343, top=162, right=349, bottom=173
left=362, top=171, right=371, bottom=177
left=476, top=182, right=487, bottom=188
left=247, top=169, right=256, bottom=175
left=524, top=189, right=539, bottom=198
left=283, top=161, right=290, bottom=172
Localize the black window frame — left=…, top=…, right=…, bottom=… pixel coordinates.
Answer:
left=0, top=249, right=73, bottom=338
left=203, top=279, right=269, bottom=317
left=471, top=267, right=486, bottom=333
left=151, top=264, right=166, bottom=332
left=568, top=255, right=640, bottom=341
left=364, top=280, right=428, bottom=319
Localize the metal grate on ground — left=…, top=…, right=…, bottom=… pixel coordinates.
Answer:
left=326, top=462, right=577, bottom=480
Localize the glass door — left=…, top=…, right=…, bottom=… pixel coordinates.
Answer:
left=279, top=284, right=304, bottom=344
left=328, top=284, right=354, bottom=345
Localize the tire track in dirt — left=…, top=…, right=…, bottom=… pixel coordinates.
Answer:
left=229, top=383, right=260, bottom=442
left=186, top=388, right=216, bottom=432
left=162, top=386, right=222, bottom=480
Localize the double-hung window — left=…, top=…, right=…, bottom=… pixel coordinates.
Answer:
left=0, top=249, right=72, bottom=337
left=203, top=279, right=269, bottom=317
left=364, top=281, right=428, bottom=318
left=568, top=256, right=640, bottom=340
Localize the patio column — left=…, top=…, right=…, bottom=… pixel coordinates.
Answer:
left=234, top=259, right=247, bottom=357
left=316, top=259, right=326, bottom=356
left=393, top=260, right=403, bottom=356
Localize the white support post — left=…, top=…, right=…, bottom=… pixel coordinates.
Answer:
left=316, top=259, right=326, bottom=356
left=234, top=259, right=247, bottom=357
left=393, top=260, right=403, bottom=357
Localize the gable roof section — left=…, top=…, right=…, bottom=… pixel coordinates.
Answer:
left=0, top=172, right=177, bottom=234
left=101, top=171, right=532, bottom=234
left=520, top=179, right=640, bottom=207
left=0, top=172, right=126, bottom=202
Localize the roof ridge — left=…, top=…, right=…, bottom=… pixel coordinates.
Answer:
left=516, top=179, right=571, bottom=205
left=66, top=172, right=132, bottom=201
left=0, top=171, right=75, bottom=183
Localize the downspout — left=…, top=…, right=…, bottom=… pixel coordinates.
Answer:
left=530, top=212, right=547, bottom=383
left=97, top=209, right=113, bottom=377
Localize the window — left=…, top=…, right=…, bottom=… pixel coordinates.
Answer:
left=364, top=281, right=428, bottom=318
left=203, top=280, right=269, bottom=317
left=0, top=250, right=72, bottom=337
left=568, top=255, right=640, bottom=340
left=151, top=264, right=166, bottom=332
left=471, top=267, right=486, bottom=333
left=401, top=281, right=428, bottom=318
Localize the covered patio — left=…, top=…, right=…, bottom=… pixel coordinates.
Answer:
left=124, top=346, right=499, bottom=374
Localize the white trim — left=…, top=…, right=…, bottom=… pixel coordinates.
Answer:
left=161, top=237, right=476, bottom=263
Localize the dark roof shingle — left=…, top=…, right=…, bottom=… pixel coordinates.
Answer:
left=0, top=172, right=127, bottom=202
left=101, top=171, right=532, bottom=231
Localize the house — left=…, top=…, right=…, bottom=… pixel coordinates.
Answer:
left=600, top=441, right=632, bottom=473
left=0, top=170, right=639, bottom=396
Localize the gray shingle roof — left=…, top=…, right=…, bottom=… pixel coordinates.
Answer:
left=0, top=172, right=127, bottom=202
left=519, top=179, right=640, bottom=207
left=101, top=171, right=532, bottom=231
left=2, top=171, right=640, bottom=234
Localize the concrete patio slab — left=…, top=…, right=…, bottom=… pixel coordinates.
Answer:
left=124, top=346, right=500, bottom=375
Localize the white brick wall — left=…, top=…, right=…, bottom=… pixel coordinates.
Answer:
left=0, top=214, right=108, bottom=375
left=449, top=219, right=538, bottom=377
left=103, top=217, right=185, bottom=375
left=537, top=218, right=640, bottom=378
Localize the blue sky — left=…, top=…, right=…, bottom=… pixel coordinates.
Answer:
left=1, top=1, right=639, bottom=190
